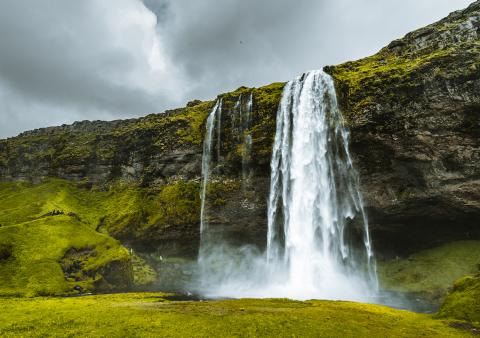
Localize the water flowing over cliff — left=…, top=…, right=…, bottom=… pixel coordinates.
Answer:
left=266, top=70, right=377, bottom=300
left=197, top=70, right=378, bottom=301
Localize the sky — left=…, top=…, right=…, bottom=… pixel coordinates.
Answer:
left=0, top=0, right=474, bottom=139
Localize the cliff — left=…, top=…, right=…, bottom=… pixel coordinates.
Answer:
left=0, top=1, right=479, bottom=301
left=327, top=0, right=480, bottom=256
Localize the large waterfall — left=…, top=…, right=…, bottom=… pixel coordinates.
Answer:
left=264, top=70, right=377, bottom=300
left=197, top=70, right=377, bottom=302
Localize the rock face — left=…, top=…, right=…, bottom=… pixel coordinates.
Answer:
left=327, top=1, right=480, bottom=257
left=1, top=1, right=479, bottom=269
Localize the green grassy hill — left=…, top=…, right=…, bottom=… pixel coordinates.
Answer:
left=0, top=294, right=475, bottom=337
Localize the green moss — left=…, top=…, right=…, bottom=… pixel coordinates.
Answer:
left=0, top=293, right=468, bottom=337
left=436, top=274, right=480, bottom=324
left=196, top=82, right=284, bottom=168
left=378, top=241, right=480, bottom=295
left=326, top=18, right=480, bottom=121
left=326, top=47, right=457, bottom=117
left=205, top=178, right=241, bottom=207
left=131, top=253, right=157, bottom=286
left=146, top=180, right=201, bottom=227
left=250, top=82, right=285, bottom=164
left=0, top=216, right=130, bottom=297
left=0, top=178, right=201, bottom=295
left=169, top=100, right=216, bottom=145
left=0, top=180, right=106, bottom=228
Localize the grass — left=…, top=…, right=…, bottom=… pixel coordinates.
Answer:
left=437, top=274, right=480, bottom=324
left=0, top=178, right=201, bottom=240
left=0, top=179, right=201, bottom=296
left=0, top=216, right=130, bottom=296
left=0, top=293, right=473, bottom=337
left=378, top=241, right=480, bottom=295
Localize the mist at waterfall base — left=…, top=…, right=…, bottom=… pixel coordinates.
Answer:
left=194, top=70, right=379, bottom=304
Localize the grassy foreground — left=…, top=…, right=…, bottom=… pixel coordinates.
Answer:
left=0, top=293, right=473, bottom=337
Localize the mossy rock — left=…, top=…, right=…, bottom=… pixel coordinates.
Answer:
left=0, top=216, right=132, bottom=296
left=378, top=241, right=480, bottom=296
left=436, top=274, right=480, bottom=324
left=0, top=178, right=202, bottom=295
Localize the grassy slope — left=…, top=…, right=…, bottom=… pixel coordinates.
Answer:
left=0, top=179, right=182, bottom=296
left=437, top=274, right=480, bottom=324
left=0, top=216, right=129, bottom=296
left=378, top=241, right=480, bottom=295
left=0, top=294, right=472, bottom=337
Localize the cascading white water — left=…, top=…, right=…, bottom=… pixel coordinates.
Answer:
left=241, top=93, right=253, bottom=186
left=264, top=69, right=377, bottom=300
left=197, top=70, right=376, bottom=302
left=200, top=99, right=222, bottom=237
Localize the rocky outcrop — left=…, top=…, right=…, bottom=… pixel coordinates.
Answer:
left=437, top=274, right=480, bottom=323
left=0, top=2, right=479, bottom=268
left=327, top=0, right=480, bottom=257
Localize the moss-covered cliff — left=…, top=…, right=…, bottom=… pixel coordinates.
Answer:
left=326, top=1, right=480, bottom=257
left=0, top=1, right=479, bottom=301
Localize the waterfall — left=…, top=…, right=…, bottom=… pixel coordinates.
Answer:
left=197, top=70, right=376, bottom=302
left=200, top=99, right=222, bottom=237
left=265, top=69, right=377, bottom=300
left=241, top=92, right=253, bottom=187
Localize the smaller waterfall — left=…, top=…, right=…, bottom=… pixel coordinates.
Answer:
left=200, top=99, right=222, bottom=236
left=232, top=94, right=243, bottom=142
left=230, top=93, right=254, bottom=189
left=241, top=93, right=253, bottom=187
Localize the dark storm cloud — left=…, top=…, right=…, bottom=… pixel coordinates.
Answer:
left=0, top=0, right=182, bottom=138
left=148, top=0, right=474, bottom=100
left=0, top=0, right=474, bottom=138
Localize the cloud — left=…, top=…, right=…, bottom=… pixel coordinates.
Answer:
left=0, top=0, right=474, bottom=138
left=150, top=0, right=474, bottom=98
left=0, top=0, right=183, bottom=138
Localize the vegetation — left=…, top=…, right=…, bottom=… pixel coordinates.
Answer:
left=0, top=293, right=472, bottom=337
left=378, top=241, right=480, bottom=296
left=250, top=82, right=285, bottom=165
left=0, top=215, right=130, bottom=297
left=326, top=13, right=480, bottom=121
left=0, top=179, right=200, bottom=296
left=102, top=179, right=201, bottom=241
left=437, top=274, right=480, bottom=324
left=201, top=82, right=284, bottom=169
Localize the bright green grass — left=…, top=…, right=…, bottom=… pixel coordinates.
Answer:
left=437, top=274, right=480, bottom=324
left=378, top=241, right=480, bottom=294
left=0, top=180, right=104, bottom=227
left=0, top=178, right=202, bottom=296
left=0, top=216, right=129, bottom=296
left=0, top=178, right=200, bottom=234
left=0, top=180, right=144, bottom=296
left=0, top=293, right=472, bottom=337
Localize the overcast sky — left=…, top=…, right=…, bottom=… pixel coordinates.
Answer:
left=0, top=0, right=474, bottom=139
